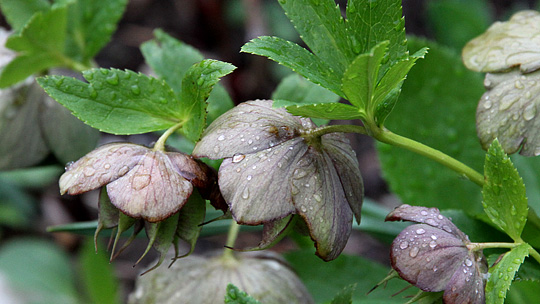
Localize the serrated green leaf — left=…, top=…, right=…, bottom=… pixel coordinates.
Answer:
left=483, top=139, right=528, bottom=241
left=278, top=0, right=354, bottom=76
left=330, top=284, right=356, bottom=304
left=0, top=6, right=67, bottom=87
left=241, top=36, right=343, bottom=97
left=64, top=0, right=128, bottom=61
left=224, top=284, right=262, bottom=304
left=342, top=41, right=388, bottom=110
left=376, top=37, right=485, bottom=211
left=141, top=29, right=204, bottom=98
left=37, top=69, right=183, bottom=134
left=180, top=59, right=236, bottom=141
left=79, top=238, right=120, bottom=304
left=486, top=243, right=531, bottom=304
left=0, top=0, right=50, bottom=31
left=283, top=102, right=363, bottom=121
left=346, top=0, right=408, bottom=69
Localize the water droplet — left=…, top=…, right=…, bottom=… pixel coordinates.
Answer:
left=430, top=235, right=437, bottom=240
left=429, top=240, right=437, bottom=248
left=293, top=169, right=308, bottom=179
left=409, top=246, right=419, bottom=258
left=104, top=163, right=111, bottom=169
left=399, top=241, right=409, bottom=249
left=437, top=214, right=443, bottom=220
left=313, top=194, right=322, bottom=202
left=217, top=135, right=225, bottom=141
left=131, top=85, right=141, bottom=95
left=416, top=228, right=426, bottom=235
left=524, top=103, right=536, bottom=121
left=232, top=154, right=245, bottom=163
left=252, top=165, right=257, bottom=170
left=242, top=188, right=250, bottom=199
left=246, top=175, right=252, bottom=181
left=483, top=99, right=493, bottom=109
left=83, top=166, right=96, bottom=177
left=106, top=73, right=119, bottom=85
left=132, top=174, right=151, bottom=190
left=420, top=210, right=428, bottom=216
left=213, top=146, right=219, bottom=153
left=65, top=161, right=75, bottom=171
left=441, top=225, right=452, bottom=233
left=465, top=259, right=473, bottom=267
left=278, top=0, right=286, bottom=4
left=247, top=139, right=253, bottom=145
left=157, top=97, right=167, bottom=104
left=433, top=266, right=438, bottom=272
left=118, top=165, right=130, bottom=176
left=300, top=205, right=307, bottom=212
left=425, top=218, right=438, bottom=226
left=89, top=86, right=98, bottom=99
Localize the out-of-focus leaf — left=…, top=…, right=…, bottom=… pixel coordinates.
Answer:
left=224, top=284, right=262, bottom=304
left=476, top=70, right=540, bottom=156
left=483, top=140, right=528, bottom=241
left=40, top=96, right=100, bottom=163
left=0, top=0, right=50, bottom=31
left=179, top=59, right=236, bottom=141
left=79, top=238, right=120, bottom=304
left=463, top=11, right=540, bottom=73
left=376, top=37, right=485, bottom=211
left=0, top=81, right=49, bottom=170
left=486, top=243, right=531, bottom=304
left=38, top=69, right=182, bottom=134
left=280, top=102, right=362, bottom=121
left=330, top=284, right=356, bottom=304
left=207, top=84, right=234, bottom=126
left=426, top=0, right=491, bottom=50
left=506, top=280, right=540, bottom=304
left=0, top=238, right=79, bottom=304
left=0, top=165, right=62, bottom=189
left=511, top=155, right=540, bottom=216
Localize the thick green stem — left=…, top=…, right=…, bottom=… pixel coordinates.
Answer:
left=467, top=242, right=520, bottom=251
left=222, top=220, right=241, bottom=261
left=153, top=122, right=184, bottom=151
left=529, top=248, right=540, bottom=265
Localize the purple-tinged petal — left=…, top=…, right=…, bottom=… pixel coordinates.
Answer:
left=59, top=143, right=146, bottom=195
left=391, top=224, right=467, bottom=292
left=292, top=147, right=353, bottom=261
left=443, top=251, right=487, bottom=304
left=218, top=137, right=308, bottom=224
left=107, top=151, right=193, bottom=222
left=192, top=100, right=304, bottom=159
left=322, top=133, right=363, bottom=224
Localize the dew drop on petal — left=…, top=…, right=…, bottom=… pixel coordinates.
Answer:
left=246, top=175, right=252, bottom=181
left=416, top=228, right=426, bottom=235
left=241, top=188, right=250, bottom=199
left=313, top=194, right=322, bottom=202
left=465, top=259, right=473, bottom=267
left=431, top=235, right=437, bottom=240
left=425, top=218, right=438, bottom=226
left=409, top=247, right=419, bottom=258
left=399, top=241, right=409, bottom=249
left=300, top=205, right=307, bottom=212
left=118, top=165, right=130, bottom=176
left=429, top=240, right=437, bottom=248
left=420, top=210, right=428, bottom=216
left=104, top=163, right=111, bottom=169
left=232, top=154, right=245, bottom=163
left=83, top=166, right=96, bottom=177
left=217, top=135, right=225, bottom=141
left=65, top=161, right=75, bottom=171
left=132, top=174, right=151, bottom=190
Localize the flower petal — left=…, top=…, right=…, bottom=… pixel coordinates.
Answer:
left=463, top=11, right=540, bottom=73
left=390, top=224, right=468, bottom=292
left=322, top=133, right=363, bottom=224
left=107, top=151, right=193, bottom=222
left=292, top=147, right=353, bottom=261
left=218, top=137, right=308, bottom=224
left=59, top=143, right=146, bottom=195
left=443, top=252, right=487, bottom=304
left=192, top=100, right=304, bottom=159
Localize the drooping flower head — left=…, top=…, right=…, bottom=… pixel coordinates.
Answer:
left=193, top=100, right=363, bottom=260
left=386, top=204, right=488, bottom=304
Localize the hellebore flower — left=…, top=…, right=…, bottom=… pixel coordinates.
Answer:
left=193, top=100, right=363, bottom=260
left=128, top=251, right=314, bottom=304
left=60, top=142, right=221, bottom=222
left=386, top=204, right=488, bottom=304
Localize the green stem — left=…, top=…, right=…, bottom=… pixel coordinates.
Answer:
left=467, top=242, right=520, bottom=251
left=529, top=248, right=540, bottom=265
left=153, top=122, right=185, bottom=151
left=222, top=220, right=241, bottom=260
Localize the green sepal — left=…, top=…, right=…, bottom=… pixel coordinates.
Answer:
left=483, top=139, right=529, bottom=241
left=94, top=188, right=119, bottom=250
left=174, top=189, right=206, bottom=259
left=224, top=284, right=262, bottom=304
left=485, top=243, right=532, bottom=304
left=138, top=213, right=180, bottom=274
left=37, top=69, right=183, bottom=135
left=179, top=59, right=236, bottom=141
left=330, top=283, right=356, bottom=304
left=0, top=0, right=51, bottom=31
left=110, top=212, right=141, bottom=261
left=0, top=6, right=67, bottom=87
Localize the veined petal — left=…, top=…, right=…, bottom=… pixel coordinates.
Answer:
left=218, top=137, right=308, bottom=224
left=443, top=251, right=487, bottom=304
left=292, top=148, right=353, bottom=261
left=193, top=100, right=304, bottom=159
left=107, top=151, right=193, bottom=222
left=59, top=143, right=146, bottom=195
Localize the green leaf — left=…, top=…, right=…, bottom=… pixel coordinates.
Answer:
left=483, top=139, right=528, bottom=241
left=79, top=238, right=120, bottom=304
left=511, top=155, right=540, bottom=216
left=376, top=37, right=485, bottom=211
left=278, top=0, right=354, bottom=77
left=485, top=243, right=531, bottom=304
left=342, top=41, right=389, bottom=110
left=507, top=280, right=540, bottom=304
left=282, top=102, right=363, bottom=121
left=426, top=0, right=491, bottom=50
left=0, top=238, right=79, bottom=304
left=141, top=29, right=204, bottom=98
left=64, top=0, right=128, bottom=61
left=241, top=36, right=343, bottom=97
left=37, top=69, right=183, bottom=134
left=330, top=284, right=356, bottom=304
left=0, top=6, right=67, bottom=87
left=346, top=0, right=408, bottom=69
left=180, top=59, right=236, bottom=141
left=0, top=0, right=50, bottom=31
left=207, top=84, right=234, bottom=126
left=224, top=284, right=262, bottom=304
left=285, top=250, right=414, bottom=303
